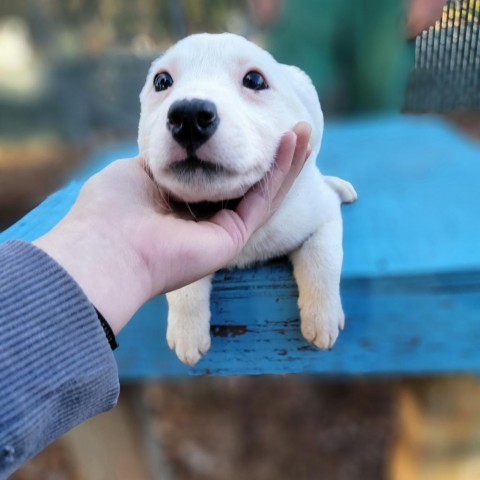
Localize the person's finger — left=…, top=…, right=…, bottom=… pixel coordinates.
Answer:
left=406, top=0, right=447, bottom=38
left=236, top=121, right=312, bottom=234
left=271, top=121, right=312, bottom=207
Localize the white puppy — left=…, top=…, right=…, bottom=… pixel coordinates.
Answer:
left=139, top=33, right=357, bottom=366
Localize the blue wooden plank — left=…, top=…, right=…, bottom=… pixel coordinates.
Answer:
left=321, top=115, right=480, bottom=277
left=1, top=115, right=479, bottom=377
left=116, top=263, right=480, bottom=377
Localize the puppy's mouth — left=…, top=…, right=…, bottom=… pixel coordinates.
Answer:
left=162, top=155, right=257, bottom=219
left=169, top=196, right=242, bottom=220
left=169, top=155, right=232, bottom=181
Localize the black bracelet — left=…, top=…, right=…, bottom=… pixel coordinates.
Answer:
left=95, top=307, right=119, bottom=350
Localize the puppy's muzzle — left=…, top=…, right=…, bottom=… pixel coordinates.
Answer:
left=167, top=99, right=219, bottom=154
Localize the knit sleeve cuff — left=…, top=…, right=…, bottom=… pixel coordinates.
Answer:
left=0, top=239, right=120, bottom=477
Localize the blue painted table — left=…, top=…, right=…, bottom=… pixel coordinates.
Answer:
left=2, top=115, right=479, bottom=378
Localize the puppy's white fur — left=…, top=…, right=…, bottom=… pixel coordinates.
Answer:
left=139, top=33, right=357, bottom=365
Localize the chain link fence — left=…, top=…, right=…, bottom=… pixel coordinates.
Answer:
left=404, top=0, right=480, bottom=112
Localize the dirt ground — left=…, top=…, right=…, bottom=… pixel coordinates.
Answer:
left=144, top=376, right=398, bottom=480
left=10, top=377, right=399, bottom=480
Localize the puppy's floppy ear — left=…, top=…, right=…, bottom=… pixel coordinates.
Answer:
left=282, top=65, right=324, bottom=145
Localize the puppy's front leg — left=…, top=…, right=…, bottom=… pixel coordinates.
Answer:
left=166, top=275, right=212, bottom=366
left=290, top=214, right=345, bottom=350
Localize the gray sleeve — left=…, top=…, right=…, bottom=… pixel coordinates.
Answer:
left=0, top=240, right=120, bottom=478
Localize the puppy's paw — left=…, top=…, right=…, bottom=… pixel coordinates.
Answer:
left=167, top=315, right=211, bottom=366
left=299, top=298, right=345, bottom=350
left=325, top=176, right=358, bottom=204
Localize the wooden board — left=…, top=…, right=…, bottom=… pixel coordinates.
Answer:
left=1, top=115, right=479, bottom=377
left=390, top=376, right=480, bottom=480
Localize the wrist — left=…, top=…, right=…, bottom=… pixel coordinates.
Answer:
left=33, top=217, right=152, bottom=334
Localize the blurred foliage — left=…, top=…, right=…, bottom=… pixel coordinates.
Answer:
left=0, top=0, right=247, bottom=57
left=0, top=0, right=248, bottom=142
left=0, top=0, right=476, bottom=142
left=405, top=0, right=480, bottom=112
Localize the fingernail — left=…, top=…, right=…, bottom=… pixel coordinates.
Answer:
left=288, top=131, right=297, bottom=145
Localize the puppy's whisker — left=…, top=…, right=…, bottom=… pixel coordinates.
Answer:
left=185, top=202, right=198, bottom=221
left=260, top=174, right=273, bottom=210
left=154, top=185, right=173, bottom=212
left=139, top=155, right=166, bottom=210
left=165, top=191, right=174, bottom=212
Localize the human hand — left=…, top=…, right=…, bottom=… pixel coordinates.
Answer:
left=246, top=0, right=283, bottom=27
left=406, top=0, right=447, bottom=38
left=34, top=122, right=312, bottom=333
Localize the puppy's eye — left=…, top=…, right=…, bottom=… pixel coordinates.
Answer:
left=153, top=72, right=174, bottom=92
left=242, top=71, right=268, bottom=91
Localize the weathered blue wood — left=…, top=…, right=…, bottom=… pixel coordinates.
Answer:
left=116, top=265, right=480, bottom=377
left=1, top=115, right=479, bottom=377
left=332, top=118, right=480, bottom=277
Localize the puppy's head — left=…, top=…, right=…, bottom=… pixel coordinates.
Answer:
left=139, top=33, right=323, bottom=206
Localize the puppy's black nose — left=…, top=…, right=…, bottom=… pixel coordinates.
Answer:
left=167, top=99, right=219, bottom=153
